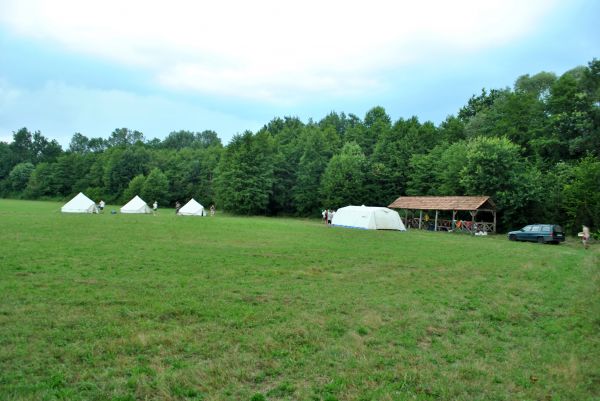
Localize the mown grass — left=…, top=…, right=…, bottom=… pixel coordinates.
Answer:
left=0, top=199, right=598, bottom=401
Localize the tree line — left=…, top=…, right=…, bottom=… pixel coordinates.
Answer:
left=1, top=59, right=598, bottom=233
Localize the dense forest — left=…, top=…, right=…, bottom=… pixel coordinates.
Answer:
left=1, top=60, right=598, bottom=234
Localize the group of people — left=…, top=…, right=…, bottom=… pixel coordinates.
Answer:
left=322, top=209, right=336, bottom=225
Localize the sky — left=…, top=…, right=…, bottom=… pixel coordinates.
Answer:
left=0, top=0, right=598, bottom=147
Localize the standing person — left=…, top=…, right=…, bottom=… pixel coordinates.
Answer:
left=324, top=209, right=329, bottom=226
left=210, top=204, right=215, bottom=216
left=175, top=201, right=181, bottom=214
left=99, top=200, right=105, bottom=213
left=152, top=200, right=158, bottom=215
left=328, top=209, right=335, bottom=225
left=582, top=225, right=590, bottom=249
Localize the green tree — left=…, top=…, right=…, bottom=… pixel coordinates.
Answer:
left=8, top=128, right=62, bottom=165
left=68, top=133, right=90, bottom=153
left=9, top=128, right=34, bottom=164
left=107, top=128, right=146, bottom=148
left=369, top=116, right=438, bottom=204
left=458, top=88, right=508, bottom=121
left=514, top=71, right=557, bottom=100
left=0, top=142, right=14, bottom=180
left=464, top=91, right=547, bottom=157
left=8, top=162, right=35, bottom=192
left=214, top=131, right=274, bottom=215
left=562, top=156, right=600, bottom=233
left=162, top=131, right=196, bottom=150
left=407, top=144, right=446, bottom=196
left=31, top=131, right=62, bottom=163
left=104, top=146, right=151, bottom=198
left=407, top=141, right=469, bottom=196
left=123, top=174, right=146, bottom=202
left=293, top=126, right=333, bottom=215
left=260, top=117, right=304, bottom=215
left=361, top=106, right=391, bottom=157
left=141, top=168, right=169, bottom=205
left=321, top=142, right=367, bottom=208
left=25, top=162, right=57, bottom=198
left=318, top=111, right=349, bottom=145
left=459, top=136, right=543, bottom=229
left=547, top=69, right=596, bottom=159
left=438, top=115, right=466, bottom=143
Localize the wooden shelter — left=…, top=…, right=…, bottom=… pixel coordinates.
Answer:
left=388, top=196, right=497, bottom=234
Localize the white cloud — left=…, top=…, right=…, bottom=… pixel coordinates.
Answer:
left=0, top=0, right=558, bottom=102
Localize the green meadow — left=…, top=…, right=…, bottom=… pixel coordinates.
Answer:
left=0, top=199, right=598, bottom=401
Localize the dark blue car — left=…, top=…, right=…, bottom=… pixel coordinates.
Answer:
left=507, top=224, right=565, bottom=244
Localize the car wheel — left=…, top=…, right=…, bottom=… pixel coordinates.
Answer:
left=509, top=234, right=516, bottom=241
left=537, top=236, right=545, bottom=244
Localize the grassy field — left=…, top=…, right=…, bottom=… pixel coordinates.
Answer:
left=0, top=199, right=598, bottom=401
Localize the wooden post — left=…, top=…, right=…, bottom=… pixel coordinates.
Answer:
left=419, top=210, right=423, bottom=230
left=434, top=210, right=438, bottom=231
left=470, top=210, right=476, bottom=233
left=405, top=209, right=409, bottom=230
left=452, top=210, right=456, bottom=231
left=493, top=210, right=497, bottom=233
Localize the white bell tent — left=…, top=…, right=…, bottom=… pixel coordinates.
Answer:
left=331, top=205, right=406, bottom=230
left=120, top=195, right=152, bottom=214
left=61, top=192, right=98, bottom=213
left=177, top=199, right=206, bottom=216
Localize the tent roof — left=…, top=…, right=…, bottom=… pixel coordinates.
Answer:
left=178, top=198, right=204, bottom=215
left=121, top=195, right=150, bottom=210
left=61, top=192, right=97, bottom=212
left=388, top=196, right=495, bottom=211
left=332, top=205, right=406, bottom=231
left=63, top=192, right=94, bottom=206
left=339, top=205, right=394, bottom=212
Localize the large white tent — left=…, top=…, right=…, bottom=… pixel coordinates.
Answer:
left=61, top=192, right=98, bottom=213
left=177, top=198, right=206, bottom=216
left=331, top=205, right=406, bottom=230
left=120, top=195, right=152, bottom=214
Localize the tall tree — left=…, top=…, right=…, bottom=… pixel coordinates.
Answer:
left=562, top=156, right=600, bottom=233
left=293, top=126, right=333, bottom=215
left=214, top=131, right=274, bottom=215
left=123, top=174, right=146, bottom=202
left=107, top=128, right=146, bottom=148
left=8, top=162, right=35, bottom=192
left=262, top=117, right=304, bottom=215
left=142, top=168, right=169, bottom=205
left=459, top=136, right=543, bottom=229
left=0, top=142, right=14, bottom=180
left=103, top=146, right=151, bottom=199
left=69, top=133, right=90, bottom=153
left=321, top=142, right=367, bottom=208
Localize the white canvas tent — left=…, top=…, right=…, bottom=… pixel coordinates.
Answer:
left=61, top=192, right=98, bottom=213
left=120, top=195, right=152, bottom=214
left=331, top=205, right=406, bottom=230
left=177, top=198, right=206, bottom=216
